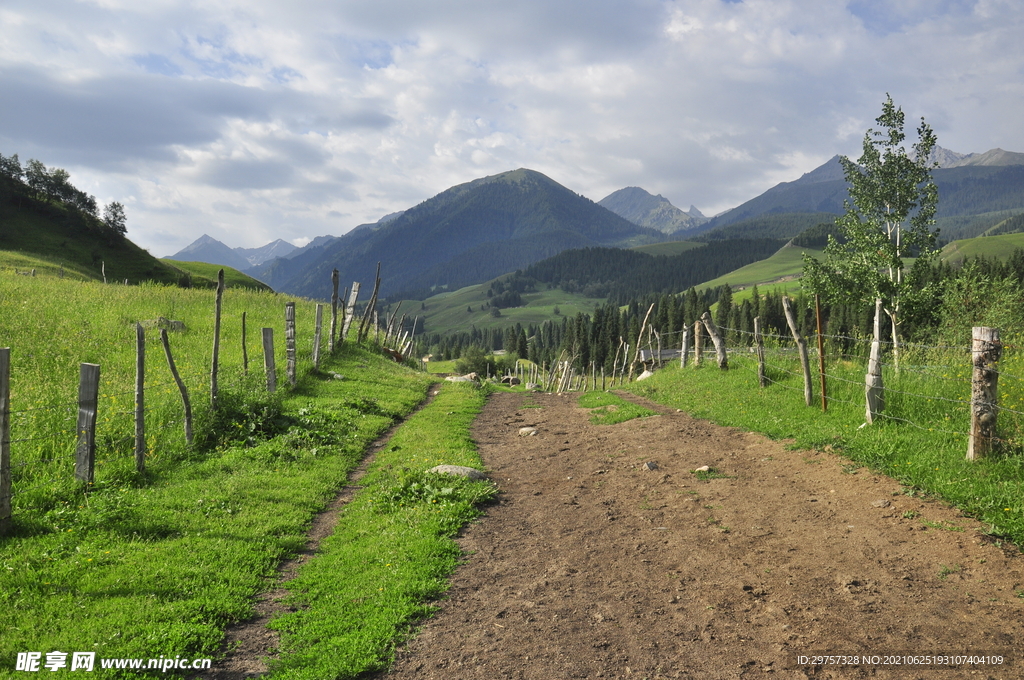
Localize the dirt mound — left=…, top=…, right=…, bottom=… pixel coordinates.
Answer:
left=377, top=391, right=1023, bottom=679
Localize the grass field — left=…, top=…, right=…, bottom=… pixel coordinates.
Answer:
left=0, top=271, right=503, bottom=678
left=940, top=232, right=1024, bottom=266
left=696, top=243, right=822, bottom=296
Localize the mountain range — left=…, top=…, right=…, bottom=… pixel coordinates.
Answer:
left=167, top=144, right=1024, bottom=302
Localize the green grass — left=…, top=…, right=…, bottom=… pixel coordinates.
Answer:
left=577, top=391, right=656, bottom=424
left=940, top=232, right=1024, bottom=266
left=267, top=381, right=495, bottom=679
left=0, top=341, right=437, bottom=678
left=161, top=259, right=273, bottom=292
left=697, top=243, right=823, bottom=295
left=623, top=346, right=1024, bottom=548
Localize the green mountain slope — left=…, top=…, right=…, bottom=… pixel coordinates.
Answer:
left=939, top=233, right=1024, bottom=265
left=0, top=175, right=185, bottom=285
left=162, top=259, right=273, bottom=291
left=261, top=168, right=666, bottom=301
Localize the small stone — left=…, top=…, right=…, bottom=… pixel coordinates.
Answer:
left=636, top=369, right=655, bottom=381
left=642, top=461, right=659, bottom=471
left=518, top=426, right=538, bottom=436
left=872, top=499, right=891, bottom=508
left=694, top=465, right=710, bottom=473
left=427, top=465, right=487, bottom=480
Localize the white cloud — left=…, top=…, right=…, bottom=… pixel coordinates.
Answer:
left=1, top=0, right=1023, bottom=253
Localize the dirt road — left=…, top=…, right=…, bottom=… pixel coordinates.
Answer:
left=377, top=391, right=1023, bottom=679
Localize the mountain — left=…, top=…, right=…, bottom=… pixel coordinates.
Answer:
left=597, top=187, right=708, bottom=234
left=169, top=234, right=252, bottom=270
left=265, top=168, right=666, bottom=301
left=235, top=238, right=296, bottom=266
left=701, top=149, right=1024, bottom=240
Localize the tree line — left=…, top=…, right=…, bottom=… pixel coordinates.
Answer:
left=0, top=151, right=126, bottom=236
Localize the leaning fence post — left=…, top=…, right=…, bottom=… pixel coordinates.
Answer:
left=330, top=269, right=340, bottom=352
left=968, top=326, right=1002, bottom=461
left=341, top=282, right=360, bottom=340
left=700, top=312, right=728, bottom=369
left=0, top=348, right=11, bottom=535
left=161, top=330, right=193, bottom=446
left=782, top=296, right=813, bottom=407
left=135, top=323, right=145, bottom=473
left=262, top=328, right=277, bottom=393
left=75, top=363, right=101, bottom=485
left=754, top=316, right=767, bottom=387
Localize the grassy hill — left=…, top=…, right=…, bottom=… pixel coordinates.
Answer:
left=0, top=175, right=186, bottom=285
left=162, top=259, right=273, bottom=291
left=940, top=232, right=1024, bottom=266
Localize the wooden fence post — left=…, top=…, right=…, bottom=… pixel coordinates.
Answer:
left=313, top=303, right=324, bottom=369
left=0, top=348, right=11, bottom=535
left=968, top=326, right=1002, bottom=461
left=358, top=263, right=382, bottom=343
left=330, top=269, right=340, bottom=352
left=782, top=296, right=813, bottom=407
left=680, top=329, right=690, bottom=368
left=262, top=328, right=277, bottom=393
left=341, top=282, right=360, bottom=340
left=815, top=294, right=827, bottom=412
left=135, top=323, right=145, bottom=473
left=865, top=298, right=885, bottom=423
left=241, top=311, right=248, bottom=374
left=211, top=269, right=224, bottom=410
left=75, top=363, right=101, bottom=484
left=754, top=316, right=767, bottom=387
left=160, top=330, right=194, bottom=446
left=693, top=321, right=703, bottom=366
left=285, top=303, right=297, bottom=387
left=629, top=303, right=655, bottom=381
left=700, top=312, right=728, bottom=369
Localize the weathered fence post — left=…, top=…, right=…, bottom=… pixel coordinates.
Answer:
left=754, top=316, right=767, bottom=387
left=341, top=282, right=360, bottom=340
left=680, top=329, right=690, bottom=368
left=0, top=348, right=11, bottom=535
left=968, top=326, right=1002, bottom=461
left=312, top=303, right=324, bottom=369
left=815, top=294, right=827, bottom=412
left=359, top=263, right=382, bottom=343
left=782, top=296, right=813, bottom=407
left=161, top=330, right=194, bottom=446
left=330, top=269, right=340, bottom=352
left=75, top=363, right=101, bottom=484
left=262, top=328, right=277, bottom=393
left=135, top=323, right=145, bottom=473
left=693, top=321, right=703, bottom=366
left=241, top=311, right=249, bottom=374
left=211, top=268, right=224, bottom=410
left=865, top=298, right=885, bottom=423
left=629, top=303, right=655, bottom=381
left=285, top=302, right=297, bottom=387
left=700, top=312, right=728, bottom=369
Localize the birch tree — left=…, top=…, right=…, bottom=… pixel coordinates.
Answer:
left=803, top=95, right=939, bottom=367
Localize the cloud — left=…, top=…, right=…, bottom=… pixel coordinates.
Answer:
left=1, top=0, right=1022, bottom=252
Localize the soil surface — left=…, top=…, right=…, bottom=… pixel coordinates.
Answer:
left=374, top=391, right=1024, bottom=680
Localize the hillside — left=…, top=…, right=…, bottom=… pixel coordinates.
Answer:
left=939, top=232, right=1024, bottom=266
left=162, top=259, right=274, bottom=291
left=260, top=168, right=666, bottom=301
left=0, top=175, right=187, bottom=285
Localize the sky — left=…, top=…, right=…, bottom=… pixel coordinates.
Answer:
left=2, top=0, right=1023, bottom=256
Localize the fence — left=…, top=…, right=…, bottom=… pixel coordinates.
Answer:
left=0, top=267, right=423, bottom=535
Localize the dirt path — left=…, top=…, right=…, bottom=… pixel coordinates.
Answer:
left=377, top=391, right=1023, bottom=680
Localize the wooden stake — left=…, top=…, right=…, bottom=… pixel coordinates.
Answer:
left=313, top=303, right=324, bottom=368
left=161, top=330, right=193, bottom=446
left=753, top=316, right=766, bottom=388
left=135, top=323, right=145, bottom=473
left=262, top=328, right=277, bottom=393
left=968, top=326, right=1002, bottom=461
left=0, top=349, right=11, bottom=535
left=330, top=269, right=339, bottom=352
left=815, top=294, right=827, bottom=412
left=285, top=302, right=297, bottom=387
left=865, top=299, right=885, bottom=423
left=211, top=269, right=224, bottom=410
left=782, top=296, right=813, bottom=407
left=241, top=311, right=248, bottom=374
left=75, top=363, right=100, bottom=484
left=700, top=312, right=728, bottom=369
left=341, top=283, right=360, bottom=340
left=693, top=321, right=703, bottom=366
